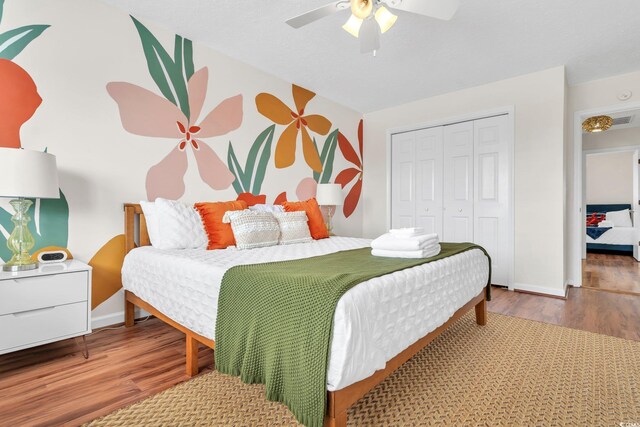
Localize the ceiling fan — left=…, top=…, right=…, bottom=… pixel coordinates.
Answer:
left=286, top=0, right=460, bottom=54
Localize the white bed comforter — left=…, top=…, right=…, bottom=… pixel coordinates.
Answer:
left=586, top=227, right=638, bottom=245
left=121, top=237, right=489, bottom=391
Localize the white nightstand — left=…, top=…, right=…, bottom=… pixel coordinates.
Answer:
left=0, top=260, right=92, bottom=356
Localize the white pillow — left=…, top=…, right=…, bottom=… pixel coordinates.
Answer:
left=153, top=198, right=208, bottom=250
left=139, top=200, right=161, bottom=247
left=273, top=211, right=312, bottom=245
left=248, top=204, right=284, bottom=213
left=222, top=210, right=280, bottom=250
left=606, top=209, right=632, bottom=228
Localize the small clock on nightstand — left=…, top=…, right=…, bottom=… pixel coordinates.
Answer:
left=0, top=260, right=92, bottom=357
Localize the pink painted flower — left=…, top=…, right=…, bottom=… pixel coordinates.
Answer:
left=107, top=67, right=242, bottom=200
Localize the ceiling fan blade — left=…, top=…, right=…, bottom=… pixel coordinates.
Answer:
left=359, top=19, right=380, bottom=54
left=286, top=1, right=350, bottom=29
left=383, top=0, right=460, bottom=20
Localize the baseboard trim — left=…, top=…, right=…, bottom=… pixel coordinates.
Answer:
left=91, top=308, right=150, bottom=329
left=512, top=282, right=567, bottom=299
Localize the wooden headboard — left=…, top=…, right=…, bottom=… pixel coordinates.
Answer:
left=124, top=203, right=150, bottom=255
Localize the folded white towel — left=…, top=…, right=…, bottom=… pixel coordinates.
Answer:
left=371, top=245, right=441, bottom=259
left=371, top=233, right=439, bottom=251
left=598, top=220, right=614, bottom=228
left=389, top=227, right=425, bottom=238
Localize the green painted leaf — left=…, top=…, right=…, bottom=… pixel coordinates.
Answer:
left=0, top=0, right=4, bottom=25
left=183, top=38, right=194, bottom=82
left=313, top=137, right=321, bottom=182
left=0, top=206, right=12, bottom=261
left=0, top=189, right=69, bottom=263
left=131, top=17, right=190, bottom=120
left=227, top=142, right=247, bottom=195
left=0, top=24, right=49, bottom=60
left=315, top=129, right=339, bottom=184
left=174, top=35, right=183, bottom=85
left=247, top=125, right=275, bottom=195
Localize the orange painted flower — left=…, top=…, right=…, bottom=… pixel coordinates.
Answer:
left=256, top=84, right=331, bottom=172
left=335, top=119, right=363, bottom=218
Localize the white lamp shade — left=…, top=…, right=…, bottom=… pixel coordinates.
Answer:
left=316, top=183, right=343, bottom=206
left=342, top=14, right=363, bottom=38
left=375, top=6, right=397, bottom=34
left=0, top=148, right=59, bottom=199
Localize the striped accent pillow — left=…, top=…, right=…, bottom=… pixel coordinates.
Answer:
left=273, top=211, right=313, bottom=245
left=222, top=210, right=280, bottom=250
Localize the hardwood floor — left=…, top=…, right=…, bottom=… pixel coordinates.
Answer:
left=0, top=319, right=214, bottom=427
left=489, top=286, right=640, bottom=341
left=0, top=286, right=638, bottom=427
left=582, top=252, right=640, bottom=294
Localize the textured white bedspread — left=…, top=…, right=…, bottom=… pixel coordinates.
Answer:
left=586, top=227, right=638, bottom=245
left=122, top=237, right=489, bottom=391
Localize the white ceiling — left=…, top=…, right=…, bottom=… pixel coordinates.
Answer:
left=99, top=0, right=640, bottom=113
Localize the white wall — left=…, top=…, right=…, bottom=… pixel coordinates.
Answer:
left=566, top=70, right=640, bottom=284
left=583, top=127, right=640, bottom=151
left=363, top=67, right=567, bottom=295
left=586, top=151, right=634, bottom=205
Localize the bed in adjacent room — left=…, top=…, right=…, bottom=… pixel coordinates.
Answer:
left=121, top=203, right=490, bottom=426
left=585, top=204, right=637, bottom=255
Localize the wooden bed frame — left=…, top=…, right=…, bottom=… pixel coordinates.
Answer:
left=123, top=203, right=488, bottom=427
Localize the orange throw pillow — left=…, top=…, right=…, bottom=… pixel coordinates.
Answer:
left=283, top=198, right=329, bottom=240
left=195, top=200, right=248, bottom=249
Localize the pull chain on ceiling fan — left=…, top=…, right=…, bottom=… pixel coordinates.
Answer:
left=286, top=0, right=460, bottom=54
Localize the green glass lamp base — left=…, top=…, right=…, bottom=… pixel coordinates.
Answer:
left=2, top=198, right=38, bottom=273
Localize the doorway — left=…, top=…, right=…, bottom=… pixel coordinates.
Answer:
left=578, top=110, right=640, bottom=295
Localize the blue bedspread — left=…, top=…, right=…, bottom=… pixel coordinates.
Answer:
left=586, top=226, right=611, bottom=240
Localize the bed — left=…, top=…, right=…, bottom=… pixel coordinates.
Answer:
left=121, top=203, right=490, bottom=426
left=586, top=204, right=636, bottom=255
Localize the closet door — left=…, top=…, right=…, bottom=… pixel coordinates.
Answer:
left=415, top=128, right=444, bottom=236
left=443, top=122, right=474, bottom=242
left=391, top=132, right=416, bottom=228
left=474, top=115, right=510, bottom=285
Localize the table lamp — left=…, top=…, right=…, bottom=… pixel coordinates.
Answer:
left=0, top=148, right=60, bottom=272
left=316, top=183, right=343, bottom=235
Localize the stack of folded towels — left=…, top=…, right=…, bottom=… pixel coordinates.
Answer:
left=371, top=227, right=441, bottom=258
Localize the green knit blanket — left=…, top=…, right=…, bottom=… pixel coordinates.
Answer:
left=214, top=242, right=491, bottom=427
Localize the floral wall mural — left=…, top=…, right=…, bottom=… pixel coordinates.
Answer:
left=107, top=17, right=242, bottom=201
left=2, top=0, right=363, bottom=327
left=256, top=85, right=331, bottom=172
left=0, top=1, right=70, bottom=263
left=336, top=119, right=364, bottom=218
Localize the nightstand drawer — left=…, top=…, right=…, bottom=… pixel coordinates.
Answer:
left=0, top=301, right=88, bottom=351
left=0, top=272, right=88, bottom=316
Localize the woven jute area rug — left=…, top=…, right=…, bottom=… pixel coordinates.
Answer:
left=87, top=313, right=640, bottom=426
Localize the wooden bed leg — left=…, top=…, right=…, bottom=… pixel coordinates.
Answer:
left=186, top=335, right=199, bottom=378
left=324, top=410, right=347, bottom=427
left=124, top=295, right=135, bottom=328
left=475, top=296, right=487, bottom=326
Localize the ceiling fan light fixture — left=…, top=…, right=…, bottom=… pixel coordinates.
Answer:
left=582, top=115, right=613, bottom=133
left=342, top=14, right=363, bottom=37
left=374, top=6, right=398, bottom=33
left=351, top=0, right=373, bottom=19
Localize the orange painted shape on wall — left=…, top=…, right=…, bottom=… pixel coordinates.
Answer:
left=89, top=234, right=126, bottom=310
left=0, top=59, right=42, bottom=148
